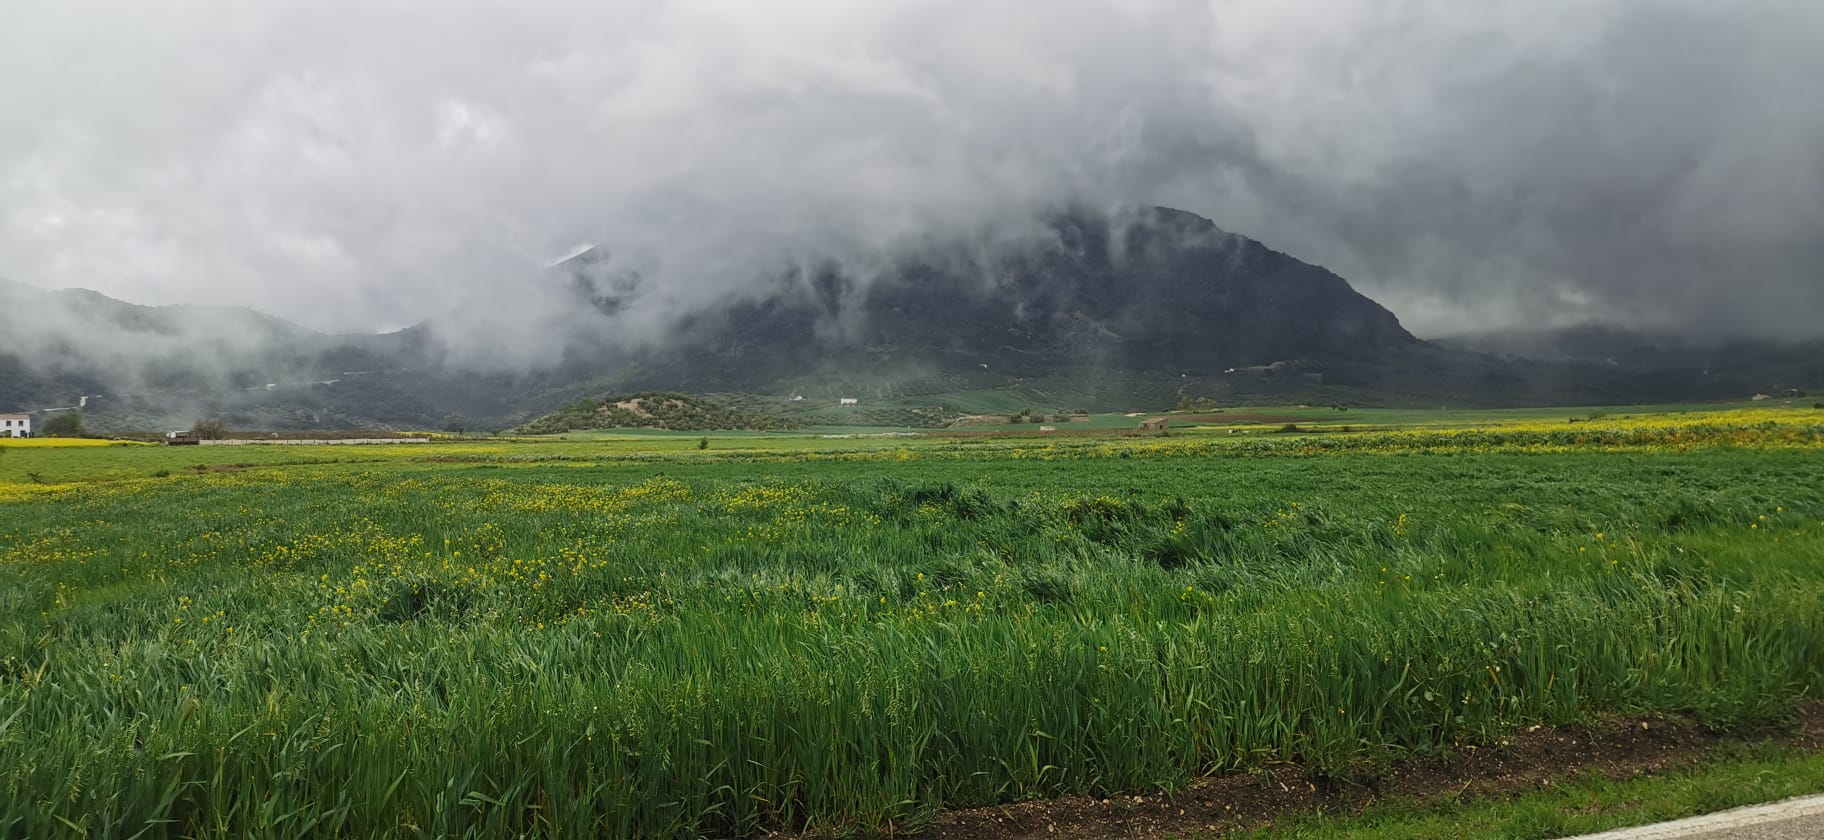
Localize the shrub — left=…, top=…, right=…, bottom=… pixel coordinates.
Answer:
left=192, top=419, right=228, bottom=440
left=40, top=412, right=82, bottom=437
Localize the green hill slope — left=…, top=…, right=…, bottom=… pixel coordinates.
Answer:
left=511, top=392, right=796, bottom=434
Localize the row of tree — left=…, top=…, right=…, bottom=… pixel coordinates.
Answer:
left=1008, top=408, right=1090, bottom=424
left=21, top=412, right=230, bottom=439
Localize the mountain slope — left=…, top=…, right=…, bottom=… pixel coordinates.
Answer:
left=0, top=278, right=445, bottom=428
left=1437, top=324, right=1824, bottom=403
left=5, top=206, right=1816, bottom=431
left=511, top=392, right=796, bottom=434
left=590, top=205, right=1421, bottom=393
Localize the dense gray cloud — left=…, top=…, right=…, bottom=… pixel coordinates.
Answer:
left=2, top=0, right=1820, bottom=342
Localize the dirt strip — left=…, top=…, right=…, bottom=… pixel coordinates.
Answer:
left=882, top=705, right=1824, bottom=840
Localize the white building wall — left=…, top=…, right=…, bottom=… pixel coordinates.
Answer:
left=1, top=416, right=29, bottom=438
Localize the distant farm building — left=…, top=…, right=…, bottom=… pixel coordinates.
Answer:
left=839, top=397, right=859, bottom=406
left=1, top=413, right=30, bottom=438
left=1138, top=417, right=1169, bottom=434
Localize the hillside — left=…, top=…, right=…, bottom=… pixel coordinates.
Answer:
left=1437, top=325, right=1824, bottom=403
left=584, top=205, right=1422, bottom=394
left=0, top=279, right=541, bottom=432
left=4, top=206, right=1820, bottom=431
left=511, top=393, right=796, bottom=434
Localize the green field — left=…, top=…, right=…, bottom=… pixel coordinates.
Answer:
left=3, top=407, right=1823, bottom=837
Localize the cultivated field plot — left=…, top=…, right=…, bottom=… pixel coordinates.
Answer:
left=2, top=409, right=1823, bottom=837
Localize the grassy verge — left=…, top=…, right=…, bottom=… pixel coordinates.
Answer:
left=1241, top=742, right=1824, bottom=839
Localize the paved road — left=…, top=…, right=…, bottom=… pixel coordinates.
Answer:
left=1564, top=794, right=1824, bottom=839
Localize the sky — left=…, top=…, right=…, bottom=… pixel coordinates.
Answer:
left=3, top=0, right=1821, bottom=339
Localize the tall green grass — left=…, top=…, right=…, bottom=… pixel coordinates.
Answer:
left=1, top=450, right=1821, bottom=837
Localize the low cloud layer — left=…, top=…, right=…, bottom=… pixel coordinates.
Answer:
left=3, top=0, right=1821, bottom=341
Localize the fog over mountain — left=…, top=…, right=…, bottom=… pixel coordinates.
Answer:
left=4, top=0, right=1822, bottom=362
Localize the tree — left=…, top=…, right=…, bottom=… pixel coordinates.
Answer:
left=441, top=415, right=467, bottom=435
left=41, top=412, right=83, bottom=437
left=192, top=419, right=228, bottom=440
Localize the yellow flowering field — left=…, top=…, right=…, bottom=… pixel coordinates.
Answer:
left=0, top=436, right=148, bottom=447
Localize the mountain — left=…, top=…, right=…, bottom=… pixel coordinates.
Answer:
left=1435, top=323, right=1695, bottom=367
left=546, top=206, right=1426, bottom=403
left=1437, top=324, right=1824, bottom=403
left=0, top=278, right=457, bottom=430
left=3, top=206, right=1817, bottom=431
left=664, top=206, right=1417, bottom=381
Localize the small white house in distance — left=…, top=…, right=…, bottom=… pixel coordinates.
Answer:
left=1, top=413, right=30, bottom=438
left=839, top=397, right=859, bottom=406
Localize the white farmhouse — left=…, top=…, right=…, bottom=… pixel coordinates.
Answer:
left=839, top=397, right=859, bottom=406
left=1, top=413, right=30, bottom=438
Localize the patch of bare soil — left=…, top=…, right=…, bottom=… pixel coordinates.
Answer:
left=895, top=705, right=1824, bottom=840
left=613, top=398, right=656, bottom=416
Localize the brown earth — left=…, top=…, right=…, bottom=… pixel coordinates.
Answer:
left=613, top=397, right=661, bottom=416
left=946, top=415, right=1017, bottom=427
left=789, top=705, right=1824, bottom=840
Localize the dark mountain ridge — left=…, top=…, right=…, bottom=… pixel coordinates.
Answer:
left=2, top=206, right=1816, bottom=431
left=575, top=206, right=1420, bottom=392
